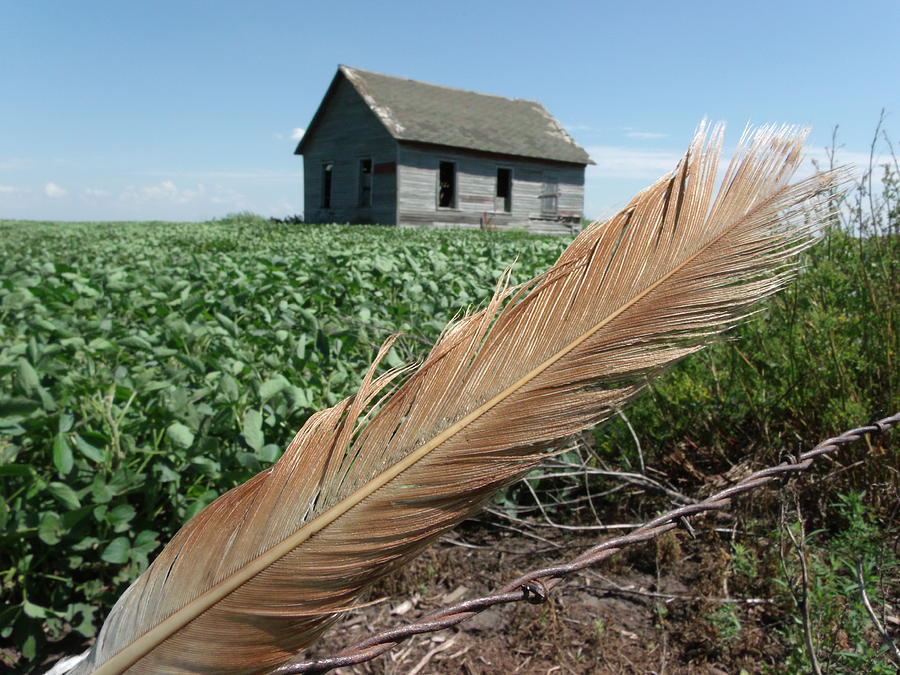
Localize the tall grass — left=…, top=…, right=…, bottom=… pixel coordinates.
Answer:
left=573, top=127, right=899, bottom=671
left=593, top=128, right=897, bottom=495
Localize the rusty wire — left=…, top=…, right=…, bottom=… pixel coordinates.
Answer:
left=274, top=412, right=900, bottom=674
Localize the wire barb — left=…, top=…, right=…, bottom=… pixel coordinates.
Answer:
left=274, top=413, right=899, bottom=674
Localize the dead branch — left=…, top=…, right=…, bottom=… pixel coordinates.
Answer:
left=855, top=558, right=900, bottom=665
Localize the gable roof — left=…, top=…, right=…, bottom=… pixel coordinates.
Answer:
left=296, top=65, right=594, bottom=166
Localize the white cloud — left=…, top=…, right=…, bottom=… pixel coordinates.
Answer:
left=45, top=182, right=68, bottom=198
left=0, top=184, right=21, bottom=193
left=625, top=130, right=668, bottom=140
left=582, top=138, right=897, bottom=224
left=139, top=168, right=297, bottom=183
left=261, top=199, right=297, bottom=217
left=117, top=180, right=247, bottom=211
left=209, top=184, right=247, bottom=208
left=274, top=128, right=304, bottom=142
left=79, top=188, right=111, bottom=201
left=803, top=145, right=894, bottom=175
left=589, top=138, right=893, bottom=184
left=120, top=180, right=199, bottom=204
left=586, top=145, right=683, bottom=179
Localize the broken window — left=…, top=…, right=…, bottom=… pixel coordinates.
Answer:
left=321, top=161, right=333, bottom=209
left=358, top=158, right=372, bottom=207
left=438, top=161, right=456, bottom=208
left=496, top=167, right=512, bottom=212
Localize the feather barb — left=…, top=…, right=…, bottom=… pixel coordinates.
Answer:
left=70, top=123, right=845, bottom=674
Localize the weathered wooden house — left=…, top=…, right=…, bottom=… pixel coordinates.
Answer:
left=295, top=66, right=593, bottom=233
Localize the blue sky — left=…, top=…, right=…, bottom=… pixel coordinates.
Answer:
left=1, top=0, right=897, bottom=222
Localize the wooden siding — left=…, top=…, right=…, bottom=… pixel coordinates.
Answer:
left=396, top=145, right=583, bottom=234
left=302, top=77, right=397, bottom=224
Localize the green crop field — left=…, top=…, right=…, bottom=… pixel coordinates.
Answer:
left=1, top=198, right=896, bottom=671
left=0, top=218, right=571, bottom=665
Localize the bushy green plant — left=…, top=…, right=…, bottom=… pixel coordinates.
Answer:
left=773, top=491, right=898, bottom=673
left=593, top=149, right=898, bottom=483
left=215, top=211, right=273, bottom=227
left=0, top=221, right=567, bottom=668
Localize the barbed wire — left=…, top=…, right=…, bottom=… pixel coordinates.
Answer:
left=274, top=413, right=900, bottom=674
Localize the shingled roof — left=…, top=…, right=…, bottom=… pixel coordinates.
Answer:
left=297, top=65, right=594, bottom=165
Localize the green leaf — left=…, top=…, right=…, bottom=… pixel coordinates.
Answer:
left=120, top=335, right=153, bottom=350
left=74, top=433, right=105, bottom=463
left=242, top=409, right=264, bottom=451
left=47, top=482, right=81, bottom=510
left=175, top=353, right=205, bottom=373
left=91, top=480, right=115, bottom=504
left=17, top=358, right=40, bottom=393
left=101, top=537, right=131, bottom=564
left=385, top=347, right=404, bottom=368
left=73, top=536, right=99, bottom=551
left=0, top=605, right=18, bottom=638
left=87, top=337, right=115, bottom=352
left=58, top=412, right=75, bottom=432
left=23, top=600, right=47, bottom=619
left=0, top=397, right=40, bottom=417
left=215, top=312, right=238, bottom=336
left=166, top=422, right=195, bottom=449
left=289, top=386, right=311, bottom=409
left=61, top=505, right=92, bottom=529
left=0, top=464, right=33, bottom=476
left=219, top=373, right=240, bottom=402
left=156, top=463, right=180, bottom=483
left=38, top=512, right=62, bottom=545
left=36, top=385, right=57, bottom=412
left=52, top=433, right=74, bottom=475
left=235, top=451, right=261, bottom=472
left=107, top=504, right=136, bottom=532
left=68, top=603, right=98, bottom=638
left=22, top=632, right=37, bottom=660
left=190, top=456, right=220, bottom=476
left=259, top=376, right=288, bottom=403
left=258, top=444, right=281, bottom=463
left=132, top=529, right=160, bottom=556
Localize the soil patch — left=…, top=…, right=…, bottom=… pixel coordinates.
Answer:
left=304, top=519, right=787, bottom=674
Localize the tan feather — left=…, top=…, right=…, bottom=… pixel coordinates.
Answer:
left=70, top=123, right=842, bottom=674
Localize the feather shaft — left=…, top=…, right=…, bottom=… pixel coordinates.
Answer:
left=68, top=123, right=846, bottom=674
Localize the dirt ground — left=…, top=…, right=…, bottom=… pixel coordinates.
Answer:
left=30, top=504, right=895, bottom=675
left=30, top=429, right=897, bottom=675
left=302, top=518, right=786, bottom=675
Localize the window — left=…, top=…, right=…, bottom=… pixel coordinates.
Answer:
left=358, top=158, right=372, bottom=207
left=540, top=173, right=559, bottom=216
left=496, top=167, right=512, bottom=212
left=321, top=162, right=333, bottom=209
left=437, top=161, right=456, bottom=208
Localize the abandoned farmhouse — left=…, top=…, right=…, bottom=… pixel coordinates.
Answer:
left=295, top=66, right=594, bottom=233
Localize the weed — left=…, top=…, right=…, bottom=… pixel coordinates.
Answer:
left=772, top=490, right=898, bottom=673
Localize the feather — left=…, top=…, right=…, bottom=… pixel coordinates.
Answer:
left=69, top=123, right=842, bottom=674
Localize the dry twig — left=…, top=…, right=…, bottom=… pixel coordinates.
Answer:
left=855, top=558, right=900, bottom=665
left=275, top=413, right=899, bottom=674
left=780, top=497, right=823, bottom=675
